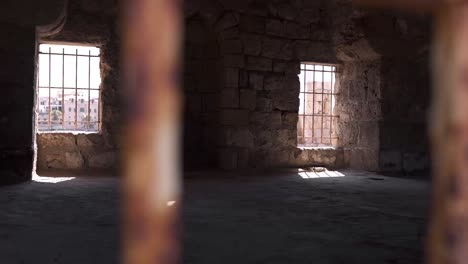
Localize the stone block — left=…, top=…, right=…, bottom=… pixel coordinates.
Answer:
left=240, top=15, right=265, bottom=34
left=237, top=148, right=250, bottom=169
left=246, top=56, right=272, bottom=72
left=215, top=12, right=239, bottom=32
left=284, top=22, right=309, bottom=39
left=344, top=148, right=379, bottom=171
left=240, top=89, right=256, bottom=110
left=277, top=129, right=295, bottom=147
left=379, top=150, right=402, bottom=171
left=261, top=38, right=293, bottom=60
left=266, top=19, right=284, bottom=37
left=273, top=61, right=301, bottom=75
left=337, top=121, right=359, bottom=147
left=221, top=39, right=243, bottom=54
left=347, top=79, right=367, bottom=101
left=242, top=34, right=262, bottom=56
left=37, top=134, right=77, bottom=152
left=186, top=94, right=202, bottom=112
left=202, top=93, right=218, bottom=112
left=65, top=152, right=85, bottom=169
left=219, top=148, right=238, bottom=170
left=256, top=97, right=272, bottom=112
left=89, top=152, right=116, bottom=169
left=220, top=89, right=239, bottom=108
left=293, top=41, right=335, bottom=62
left=250, top=111, right=282, bottom=126
left=224, top=55, right=245, bottom=68
left=358, top=121, right=379, bottom=148
left=308, top=148, right=338, bottom=167
left=277, top=3, right=298, bottom=20
left=76, top=134, right=94, bottom=147
left=296, top=8, right=321, bottom=25
left=223, top=128, right=254, bottom=148
left=224, top=68, right=239, bottom=88
left=283, top=113, right=299, bottom=127
left=403, top=152, right=429, bottom=172
left=239, top=70, right=248, bottom=88
left=45, top=154, right=66, bottom=169
left=264, top=75, right=286, bottom=90
left=219, top=27, right=240, bottom=40
left=271, top=90, right=300, bottom=111
left=220, top=109, right=249, bottom=126
left=255, top=130, right=273, bottom=148
left=249, top=72, right=264, bottom=90
left=310, top=24, right=328, bottom=41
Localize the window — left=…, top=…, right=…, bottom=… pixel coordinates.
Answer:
left=36, top=44, right=101, bottom=132
left=297, top=63, right=338, bottom=147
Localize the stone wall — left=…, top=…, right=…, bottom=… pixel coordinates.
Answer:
left=183, top=0, right=431, bottom=172
left=379, top=57, right=431, bottom=174
left=0, top=0, right=67, bottom=184
left=35, top=0, right=120, bottom=172
left=0, top=22, right=36, bottom=183
left=183, top=16, right=222, bottom=169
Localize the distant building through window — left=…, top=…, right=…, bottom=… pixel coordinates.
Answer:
left=36, top=44, right=101, bottom=132
left=297, top=63, right=338, bottom=147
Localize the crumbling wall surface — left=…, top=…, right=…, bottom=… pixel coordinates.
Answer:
left=36, top=0, right=120, bottom=172
left=183, top=0, right=430, bottom=172
left=182, top=0, right=380, bottom=170
left=359, top=11, right=431, bottom=174
left=379, top=57, right=431, bottom=174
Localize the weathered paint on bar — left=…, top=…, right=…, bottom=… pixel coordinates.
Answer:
left=122, top=0, right=182, bottom=263
left=430, top=5, right=468, bottom=264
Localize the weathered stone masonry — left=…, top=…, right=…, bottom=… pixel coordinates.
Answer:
left=183, top=0, right=431, bottom=173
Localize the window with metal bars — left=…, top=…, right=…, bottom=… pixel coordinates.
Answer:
left=36, top=44, right=102, bottom=132
left=297, top=63, right=339, bottom=147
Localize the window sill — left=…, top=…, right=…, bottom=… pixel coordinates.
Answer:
left=298, top=146, right=338, bottom=150
left=37, top=131, right=100, bottom=135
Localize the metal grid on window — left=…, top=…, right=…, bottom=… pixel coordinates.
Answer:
left=298, top=63, right=339, bottom=147
left=36, top=44, right=101, bottom=132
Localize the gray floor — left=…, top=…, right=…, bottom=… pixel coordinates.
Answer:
left=0, top=170, right=430, bottom=264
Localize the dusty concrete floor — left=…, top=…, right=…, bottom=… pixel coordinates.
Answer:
left=0, top=170, right=429, bottom=264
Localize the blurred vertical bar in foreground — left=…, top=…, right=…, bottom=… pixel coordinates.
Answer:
left=430, top=4, right=468, bottom=264
left=122, top=0, right=182, bottom=263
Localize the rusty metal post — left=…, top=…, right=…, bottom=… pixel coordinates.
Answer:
left=429, top=4, right=468, bottom=264
left=122, top=0, right=182, bottom=263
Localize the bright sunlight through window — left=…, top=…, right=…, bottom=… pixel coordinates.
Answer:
left=36, top=44, right=102, bottom=132
left=298, top=63, right=338, bottom=147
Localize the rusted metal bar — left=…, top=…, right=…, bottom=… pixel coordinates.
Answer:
left=123, top=0, right=182, bottom=263
left=429, top=4, right=468, bottom=264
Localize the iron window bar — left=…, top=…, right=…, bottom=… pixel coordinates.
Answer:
left=37, top=44, right=101, bottom=132
left=298, top=63, right=339, bottom=147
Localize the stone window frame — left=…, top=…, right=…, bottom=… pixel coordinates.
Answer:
left=297, top=62, right=340, bottom=149
left=35, top=42, right=103, bottom=135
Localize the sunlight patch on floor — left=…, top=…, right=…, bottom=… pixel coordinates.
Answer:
left=298, top=168, right=345, bottom=179
left=33, top=174, right=76, bottom=183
